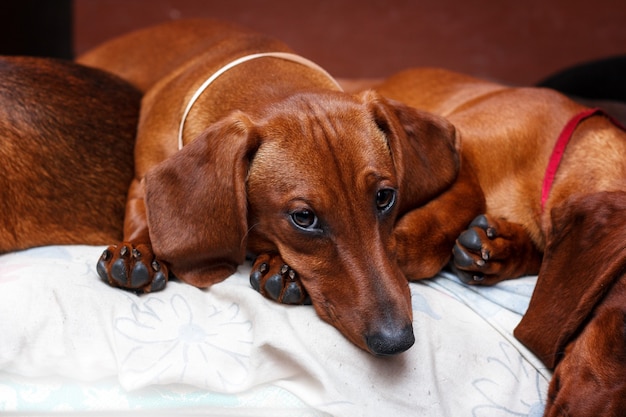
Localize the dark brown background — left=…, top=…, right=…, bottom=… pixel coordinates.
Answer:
left=1, top=0, right=625, bottom=85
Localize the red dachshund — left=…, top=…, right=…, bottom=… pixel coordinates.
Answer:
left=519, top=191, right=626, bottom=416
left=77, top=19, right=484, bottom=356
left=373, top=68, right=626, bottom=416
left=0, top=56, right=139, bottom=252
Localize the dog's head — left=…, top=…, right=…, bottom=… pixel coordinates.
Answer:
left=144, top=90, right=460, bottom=355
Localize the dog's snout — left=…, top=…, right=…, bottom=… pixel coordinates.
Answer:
left=366, top=324, right=415, bottom=356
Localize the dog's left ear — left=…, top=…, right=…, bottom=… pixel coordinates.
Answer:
left=144, top=112, right=259, bottom=287
left=361, top=91, right=460, bottom=211
left=514, top=191, right=626, bottom=369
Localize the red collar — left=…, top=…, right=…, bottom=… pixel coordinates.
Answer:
left=541, top=108, right=626, bottom=212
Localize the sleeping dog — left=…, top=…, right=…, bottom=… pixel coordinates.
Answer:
left=77, top=19, right=485, bottom=356
left=372, top=67, right=626, bottom=416
left=0, top=56, right=139, bottom=253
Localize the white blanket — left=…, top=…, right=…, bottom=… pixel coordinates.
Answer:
left=0, top=245, right=550, bottom=416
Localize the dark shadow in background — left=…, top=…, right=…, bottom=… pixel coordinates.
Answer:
left=0, top=0, right=73, bottom=58
left=537, top=55, right=626, bottom=103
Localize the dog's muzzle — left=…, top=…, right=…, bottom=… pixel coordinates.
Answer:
left=366, top=325, right=415, bottom=356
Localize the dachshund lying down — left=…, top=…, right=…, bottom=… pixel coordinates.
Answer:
left=371, top=68, right=626, bottom=416
left=0, top=56, right=139, bottom=253
left=77, top=19, right=484, bottom=356
left=11, top=19, right=623, bottom=414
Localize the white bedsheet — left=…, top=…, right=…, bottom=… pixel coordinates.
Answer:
left=0, top=245, right=550, bottom=416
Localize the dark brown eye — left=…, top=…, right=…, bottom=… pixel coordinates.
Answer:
left=376, top=188, right=397, bottom=213
left=290, top=209, right=318, bottom=230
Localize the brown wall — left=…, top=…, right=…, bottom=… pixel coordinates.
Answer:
left=74, top=0, right=626, bottom=85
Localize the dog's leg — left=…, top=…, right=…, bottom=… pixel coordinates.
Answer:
left=96, top=179, right=169, bottom=293
left=395, top=158, right=486, bottom=280
left=451, top=214, right=543, bottom=284
left=249, top=254, right=311, bottom=305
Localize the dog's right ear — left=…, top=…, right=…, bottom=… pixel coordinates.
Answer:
left=144, top=112, right=260, bottom=288
left=361, top=91, right=461, bottom=213
left=514, top=191, right=626, bottom=369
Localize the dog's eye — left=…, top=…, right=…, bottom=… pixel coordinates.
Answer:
left=290, top=209, right=318, bottom=230
left=376, top=188, right=397, bottom=213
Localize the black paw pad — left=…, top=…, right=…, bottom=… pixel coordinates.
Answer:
left=452, top=244, right=474, bottom=268
left=131, top=262, right=150, bottom=288
left=469, top=214, right=489, bottom=229
left=264, top=274, right=284, bottom=300
left=250, top=271, right=262, bottom=292
left=469, top=215, right=496, bottom=238
left=96, top=250, right=110, bottom=282
left=249, top=262, right=268, bottom=292
left=111, top=258, right=129, bottom=286
left=282, top=282, right=303, bottom=304
left=458, top=229, right=483, bottom=251
left=150, top=271, right=167, bottom=292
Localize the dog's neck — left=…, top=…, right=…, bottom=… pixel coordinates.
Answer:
left=178, top=52, right=342, bottom=150
left=541, top=108, right=626, bottom=212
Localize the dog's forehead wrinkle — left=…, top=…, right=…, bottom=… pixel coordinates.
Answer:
left=248, top=97, right=399, bottom=237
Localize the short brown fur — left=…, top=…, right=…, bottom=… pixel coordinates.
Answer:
left=0, top=56, right=140, bottom=252
left=373, top=68, right=626, bottom=415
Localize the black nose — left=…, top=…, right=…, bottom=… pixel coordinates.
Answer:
left=366, top=324, right=415, bottom=356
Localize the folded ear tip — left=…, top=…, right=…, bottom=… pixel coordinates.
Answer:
left=172, top=261, right=240, bottom=288
left=513, top=324, right=559, bottom=369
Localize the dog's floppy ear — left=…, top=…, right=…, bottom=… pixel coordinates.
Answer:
left=514, top=191, right=626, bottom=369
left=144, top=112, right=259, bottom=287
left=361, top=91, right=461, bottom=212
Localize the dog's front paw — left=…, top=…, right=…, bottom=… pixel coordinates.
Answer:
left=451, top=214, right=514, bottom=285
left=97, top=242, right=168, bottom=293
left=249, top=254, right=311, bottom=305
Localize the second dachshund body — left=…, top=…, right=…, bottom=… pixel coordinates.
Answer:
left=0, top=56, right=139, bottom=252
left=373, top=67, right=626, bottom=416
